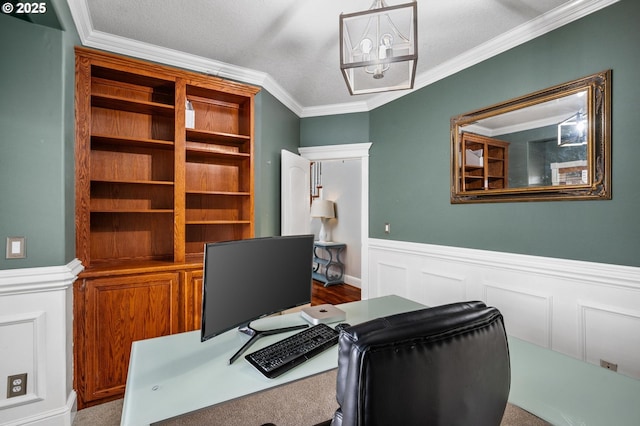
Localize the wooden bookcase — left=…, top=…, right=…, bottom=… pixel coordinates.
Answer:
left=73, top=47, right=259, bottom=408
left=460, top=132, right=509, bottom=191
left=184, top=83, right=254, bottom=256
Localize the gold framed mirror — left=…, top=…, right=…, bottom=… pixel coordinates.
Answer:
left=450, top=70, right=611, bottom=203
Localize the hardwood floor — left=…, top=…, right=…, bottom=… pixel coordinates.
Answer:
left=311, top=280, right=360, bottom=306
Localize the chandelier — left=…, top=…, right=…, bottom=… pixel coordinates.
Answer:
left=558, top=111, right=588, bottom=147
left=340, top=0, right=418, bottom=95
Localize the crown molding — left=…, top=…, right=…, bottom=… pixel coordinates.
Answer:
left=361, top=0, right=621, bottom=112
left=66, top=0, right=619, bottom=118
left=66, top=0, right=93, bottom=41
left=299, top=100, right=371, bottom=118
left=65, top=0, right=305, bottom=115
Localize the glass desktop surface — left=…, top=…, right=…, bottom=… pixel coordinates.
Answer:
left=121, top=295, right=425, bottom=426
left=509, top=336, right=640, bottom=426
left=122, top=296, right=640, bottom=426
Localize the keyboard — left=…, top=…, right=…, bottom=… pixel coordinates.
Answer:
left=245, top=323, right=339, bottom=378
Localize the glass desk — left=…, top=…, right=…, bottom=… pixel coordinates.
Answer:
left=509, top=336, right=640, bottom=425
left=121, top=295, right=640, bottom=425
left=121, top=295, right=425, bottom=425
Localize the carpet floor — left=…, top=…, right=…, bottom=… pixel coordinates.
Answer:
left=74, top=370, right=549, bottom=425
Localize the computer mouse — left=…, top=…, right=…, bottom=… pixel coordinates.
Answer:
left=335, top=323, right=351, bottom=332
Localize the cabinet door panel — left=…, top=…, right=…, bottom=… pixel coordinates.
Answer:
left=82, top=273, right=179, bottom=402
left=182, top=269, right=203, bottom=332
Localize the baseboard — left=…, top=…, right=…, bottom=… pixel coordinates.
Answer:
left=0, top=390, right=77, bottom=426
left=68, top=390, right=78, bottom=426
left=343, top=274, right=361, bottom=289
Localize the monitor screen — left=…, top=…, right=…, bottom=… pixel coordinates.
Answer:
left=201, top=234, right=314, bottom=344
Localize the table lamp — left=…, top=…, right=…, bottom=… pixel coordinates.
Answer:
left=310, top=199, right=336, bottom=242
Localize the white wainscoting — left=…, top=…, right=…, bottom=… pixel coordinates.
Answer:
left=0, top=260, right=83, bottom=426
left=367, top=238, right=640, bottom=380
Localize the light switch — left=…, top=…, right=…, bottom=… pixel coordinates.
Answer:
left=6, top=237, right=26, bottom=259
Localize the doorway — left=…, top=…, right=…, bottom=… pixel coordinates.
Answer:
left=297, top=143, right=371, bottom=292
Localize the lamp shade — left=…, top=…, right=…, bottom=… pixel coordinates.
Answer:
left=310, top=199, right=335, bottom=219
left=340, top=1, right=417, bottom=95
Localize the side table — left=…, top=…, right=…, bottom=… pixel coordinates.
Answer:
left=313, top=241, right=346, bottom=287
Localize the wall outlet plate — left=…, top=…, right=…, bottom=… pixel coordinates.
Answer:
left=6, top=237, right=26, bottom=259
left=7, top=373, right=27, bottom=398
left=600, top=359, right=618, bottom=372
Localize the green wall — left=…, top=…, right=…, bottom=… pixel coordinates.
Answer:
left=0, top=0, right=79, bottom=270
left=300, top=112, right=369, bottom=146
left=254, top=90, right=300, bottom=237
left=302, top=0, right=640, bottom=267
left=2, top=0, right=637, bottom=270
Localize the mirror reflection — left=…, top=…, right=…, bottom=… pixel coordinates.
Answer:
left=462, top=91, right=587, bottom=189
left=451, top=70, right=611, bottom=203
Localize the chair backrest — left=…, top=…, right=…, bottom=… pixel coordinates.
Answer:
left=331, top=301, right=510, bottom=426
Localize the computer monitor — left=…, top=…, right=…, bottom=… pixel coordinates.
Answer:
left=201, top=234, right=315, bottom=364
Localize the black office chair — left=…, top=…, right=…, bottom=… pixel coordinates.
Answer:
left=320, top=301, right=511, bottom=426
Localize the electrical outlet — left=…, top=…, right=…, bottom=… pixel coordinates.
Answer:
left=600, top=359, right=618, bottom=372
left=7, top=373, right=27, bottom=398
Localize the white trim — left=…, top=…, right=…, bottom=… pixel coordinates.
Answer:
left=0, top=311, right=46, bottom=410
left=0, top=259, right=84, bottom=296
left=0, top=261, right=81, bottom=426
left=368, top=238, right=640, bottom=291
left=343, top=274, right=361, bottom=289
left=298, top=143, right=372, bottom=161
left=367, top=238, right=640, bottom=378
left=0, top=391, right=77, bottom=426
left=68, top=390, right=78, bottom=426
left=66, top=0, right=93, bottom=42
left=483, top=284, right=554, bottom=349
left=299, top=101, right=371, bottom=118
left=577, top=301, right=640, bottom=360
left=66, top=0, right=620, bottom=117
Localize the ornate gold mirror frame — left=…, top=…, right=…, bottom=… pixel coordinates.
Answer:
left=451, top=70, right=611, bottom=203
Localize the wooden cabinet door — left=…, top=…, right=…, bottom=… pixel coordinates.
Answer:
left=77, top=272, right=180, bottom=405
left=182, top=269, right=203, bottom=332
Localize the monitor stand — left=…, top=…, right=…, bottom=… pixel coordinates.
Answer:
left=229, top=323, right=309, bottom=364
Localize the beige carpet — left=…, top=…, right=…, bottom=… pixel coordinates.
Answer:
left=74, top=370, right=549, bottom=426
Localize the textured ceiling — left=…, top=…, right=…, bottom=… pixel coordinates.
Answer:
left=70, top=0, right=612, bottom=116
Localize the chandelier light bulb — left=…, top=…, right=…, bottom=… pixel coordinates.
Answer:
left=360, top=38, right=373, bottom=61
left=379, top=33, right=393, bottom=59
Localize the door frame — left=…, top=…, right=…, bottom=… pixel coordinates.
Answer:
left=298, top=143, right=372, bottom=298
